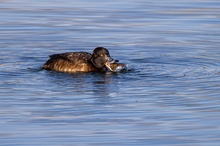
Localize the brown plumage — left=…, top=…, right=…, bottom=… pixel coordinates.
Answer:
left=42, top=52, right=99, bottom=72
left=42, top=47, right=125, bottom=73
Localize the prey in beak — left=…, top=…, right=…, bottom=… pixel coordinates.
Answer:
left=105, top=61, right=114, bottom=72
left=104, top=57, right=117, bottom=72
left=105, top=60, right=126, bottom=72
left=104, top=56, right=126, bottom=72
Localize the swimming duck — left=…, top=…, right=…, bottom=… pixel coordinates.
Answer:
left=42, top=47, right=125, bottom=73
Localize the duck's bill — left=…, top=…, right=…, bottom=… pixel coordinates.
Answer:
left=105, top=62, right=126, bottom=72
left=106, top=56, right=118, bottom=64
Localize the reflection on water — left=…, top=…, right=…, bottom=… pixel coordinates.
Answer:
left=1, top=0, right=220, bottom=145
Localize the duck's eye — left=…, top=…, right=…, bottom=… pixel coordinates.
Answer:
left=99, top=54, right=104, bottom=57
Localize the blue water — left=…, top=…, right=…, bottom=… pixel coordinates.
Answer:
left=1, top=0, right=220, bottom=145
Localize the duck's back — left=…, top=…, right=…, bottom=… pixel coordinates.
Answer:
left=42, top=52, right=100, bottom=72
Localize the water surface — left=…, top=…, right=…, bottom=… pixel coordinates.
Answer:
left=1, top=0, right=220, bottom=145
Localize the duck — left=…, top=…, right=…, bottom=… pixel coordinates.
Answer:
left=42, top=47, right=126, bottom=73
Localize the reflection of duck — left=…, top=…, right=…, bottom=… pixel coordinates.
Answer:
left=42, top=47, right=126, bottom=73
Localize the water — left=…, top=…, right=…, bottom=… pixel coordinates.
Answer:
left=1, top=0, right=220, bottom=145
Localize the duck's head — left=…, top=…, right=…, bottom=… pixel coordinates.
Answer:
left=90, top=47, right=118, bottom=71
